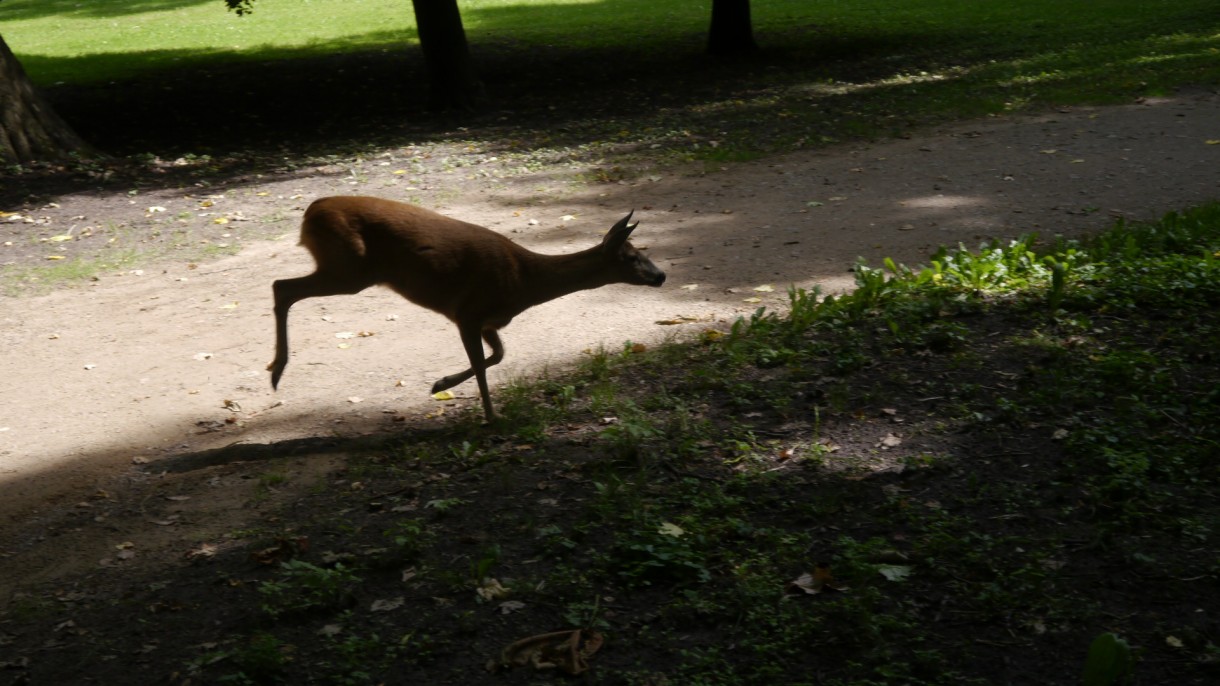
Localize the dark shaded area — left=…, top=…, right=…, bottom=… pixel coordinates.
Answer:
left=2, top=288, right=1217, bottom=683
left=33, top=13, right=957, bottom=161
left=3, top=27, right=918, bottom=205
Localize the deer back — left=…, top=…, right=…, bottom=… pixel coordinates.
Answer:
left=301, top=196, right=531, bottom=319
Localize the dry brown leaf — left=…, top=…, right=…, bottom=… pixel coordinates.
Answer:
left=488, top=629, right=604, bottom=675
left=786, top=563, right=845, bottom=595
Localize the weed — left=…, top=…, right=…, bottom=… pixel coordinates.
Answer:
left=423, top=497, right=466, bottom=515
left=382, top=519, right=432, bottom=561
left=258, top=560, right=360, bottom=619
left=221, top=633, right=292, bottom=683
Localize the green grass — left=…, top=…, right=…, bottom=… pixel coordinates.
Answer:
left=0, top=248, right=142, bottom=296
left=3, top=0, right=1217, bottom=100
left=3, top=0, right=1216, bottom=175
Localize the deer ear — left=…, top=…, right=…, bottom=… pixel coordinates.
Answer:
left=603, top=211, right=636, bottom=251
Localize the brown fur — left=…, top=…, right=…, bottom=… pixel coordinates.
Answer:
left=269, top=196, right=666, bottom=420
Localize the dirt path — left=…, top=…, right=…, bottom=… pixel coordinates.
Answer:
left=2, top=91, right=1218, bottom=534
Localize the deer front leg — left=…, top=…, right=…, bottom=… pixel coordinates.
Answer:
left=268, top=277, right=305, bottom=390
left=269, top=272, right=372, bottom=389
left=430, top=329, right=504, bottom=394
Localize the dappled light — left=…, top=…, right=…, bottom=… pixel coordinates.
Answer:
left=899, top=194, right=989, bottom=210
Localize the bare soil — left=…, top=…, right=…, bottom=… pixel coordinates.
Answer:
left=0, top=87, right=1218, bottom=682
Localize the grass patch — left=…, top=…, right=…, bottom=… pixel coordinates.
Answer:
left=0, top=248, right=142, bottom=296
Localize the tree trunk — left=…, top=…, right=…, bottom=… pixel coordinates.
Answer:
left=409, top=0, right=484, bottom=110
left=0, top=33, right=96, bottom=165
left=707, top=0, right=758, bottom=56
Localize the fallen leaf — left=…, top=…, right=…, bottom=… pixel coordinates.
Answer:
left=786, top=564, right=845, bottom=595
left=753, top=284, right=775, bottom=292
left=371, top=597, right=405, bottom=612
left=743, top=296, right=762, bottom=303
left=657, top=522, right=686, bottom=537
left=335, top=331, right=356, bottom=339
left=488, top=629, right=603, bottom=675
left=250, top=537, right=309, bottom=565
left=476, top=577, right=510, bottom=601
left=185, top=543, right=217, bottom=560
left=878, top=564, right=913, bottom=582
left=193, top=352, right=213, bottom=361
left=499, top=600, right=526, bottom=614
left=878, top=433, right=902, bottom=448
left=432, top=390, right=455, bottom=401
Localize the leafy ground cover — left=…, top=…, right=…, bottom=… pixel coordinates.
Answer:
left=2, top=204, right=1217, bottom=684
left=2, top=0, right=1217, bottom=171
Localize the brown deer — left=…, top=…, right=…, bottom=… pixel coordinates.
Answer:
left=269, top=196, right=666, bottom=420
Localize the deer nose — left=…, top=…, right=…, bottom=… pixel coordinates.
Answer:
left=651, top=271, right=666, bottom=286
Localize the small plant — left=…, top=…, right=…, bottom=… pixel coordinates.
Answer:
left=599, top=409, right=662, bottom=463
left=601, top=521, right=712, bottom=588
left=222, top=633, right=292, bottom=683
left=1082, top=632, right=1134, bottom=686
left=470, top=544, right=501, bottom=584
left=382, top=519, right=431, bottom=561
left=259, top=560, right=360, bottom=618
left=424, top=497, right=466, bottom=514
left=563, top=596, right=611, bottom=630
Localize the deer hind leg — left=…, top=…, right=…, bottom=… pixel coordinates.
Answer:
left=269, top=270, right=374, bottom=389
left=434, top=327, right=503, bottom=420
left=431, top=329, right=503, bottom=395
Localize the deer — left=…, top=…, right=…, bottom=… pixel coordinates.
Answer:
left=268, top=196, right=666, bottom=420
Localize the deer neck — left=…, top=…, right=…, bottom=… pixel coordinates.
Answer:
left=519, top=246, right=611, bottom=308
